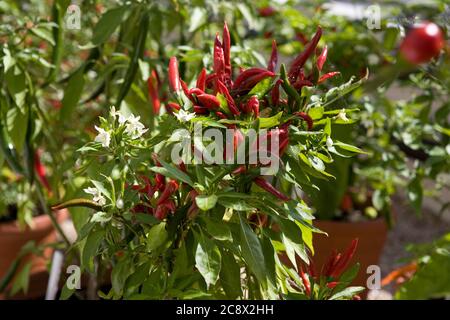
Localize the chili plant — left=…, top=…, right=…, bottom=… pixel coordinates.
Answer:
left=56, top=23, right=367, bottom=300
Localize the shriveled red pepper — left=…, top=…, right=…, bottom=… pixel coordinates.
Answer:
left=254, top=177, right=290, bottom=201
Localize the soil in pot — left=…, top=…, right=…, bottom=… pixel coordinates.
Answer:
left=0, top=209, right=69, bottom=300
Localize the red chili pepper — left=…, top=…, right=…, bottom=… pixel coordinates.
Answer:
left=292, top=79, right=313, bottom=90
left=322, top=249, right=338, bottom=277
left=231, top=165, right=247, bottom=175
left=147, top=70, right=160, bottom=114
left=271, top=79, right=282, bottom=107
left=318, top=71, right=340, bottom=84
left=326, top=281, right=339, bottom=289
left=155, top=173, right=165, bottom=191
left=196, top=68, right=207, bottom=92
left=316, top=45, right=328, bottom=71
left=166, top=102, right=181, bottom=114
left=293, top=112, right=313, bottom=131
left=258, top=6, right=276, bottom=17
left=245, top=96, right=260, bottom=117
left=215, top=111, right=228, bottom=119
left=267, top=40, right=278, bottom=72
left=299, top=265, right=311, bottom=296
left=223, top=22, right=231, bottom=77
left=233, top=68, right=272, bottom=89
left=194, top=105, right=209, bottom=114
left=178, top=161, right=187, bottom=173
left=254, top=177, right=290, bottom=201
left=34, top=150, right=52, bottom=194
left=217, top=80, right=240, bottom=115
left=168, top=57, right=181, bottom=93
left=288, top=26, right=323, bottom=81
left=157, top=180, right=179, bottom=206
left=213, top=33, right=225, bottom=79
left=154, top=205, right=169, bottom=220
left=197, top=93, right=221, bottom=110
left=330, top=238, right=358, bottom=278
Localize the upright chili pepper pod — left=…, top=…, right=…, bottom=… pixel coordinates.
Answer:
left=288, top=26, right=323, bottom=81
left=168, top=57, right=181, bottom=93
left=223, top=22, right=232, bottom=77
left=196, top=68, right=207, bottom=92
left=147, top=70, right=161, bottom=114
left=317, top=45, right=328, bottom=71
left=330, top=238, right=359, bottom=278
left=213, top=33, right=225, bottom=80
left=157, top=180, right=179, bottom=206
left=267, top=40, right=278, bottom=72
left=271, top=79, right=282, bottom=107
left=245, top=96, right=260, bottom=117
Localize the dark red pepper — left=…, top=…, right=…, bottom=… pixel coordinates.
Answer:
left=254, top=177, right=290, bottom=201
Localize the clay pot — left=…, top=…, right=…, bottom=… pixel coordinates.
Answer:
left=310, top=219, right=388, bottom=293
left=0, top=209, right=69, bottom=299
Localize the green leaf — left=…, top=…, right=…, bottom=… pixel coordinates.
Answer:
left=30, top=27, right=55, bottom=45
left=218, top=198, right=255, bottom=211
left=10, top=262, right=32, bottom=296
left=220, top=249, right=242, bottom=299
left=59, top=282, right=75, bottom=300
left=6, top=106, right=28, bottom=152
left=334, top=141, right=368, bottom=154
left=147, top=222, right=168, bottom=251
left=61, top=68, right=85, bottom=119
left=92, top=6, right=127, bottom=45
left=111, top=258, right=134, bottom=295
left=195, top=194, right=218, bottom=211
left=238, top=214, right=266, bottom=286
left=407, top=177, right=423, bottom=215
left=308, top=106, right=324, bottom=120
left=82, top=228, right=105, bottom=272
left=248, top=77, right=273, bottom=99
left=202, top=217, right=232, bottom=241
left=258, top=112, right=283, bottom=129
left=329, top=286, right=365, bottom=300
left=194, top=231, right=222, bottom=287
left=135, top=213, right=159, bottom=225
left=151, top=158, right=194, bottom=186
left=5, top=66, right=27, bottom=110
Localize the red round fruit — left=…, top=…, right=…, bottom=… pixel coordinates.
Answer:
left=400, top=22, right=445, bottom=64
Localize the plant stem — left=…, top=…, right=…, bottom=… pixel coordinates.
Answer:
left=35, top=181, right=71, bottom=246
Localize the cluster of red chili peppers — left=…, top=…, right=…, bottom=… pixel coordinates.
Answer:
left=299, top=238, right=360, bottom=299
left=158, top=23, right=339, bottom=203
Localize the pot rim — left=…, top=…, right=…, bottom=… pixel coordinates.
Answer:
left=0, top=209, right=69, bottom=234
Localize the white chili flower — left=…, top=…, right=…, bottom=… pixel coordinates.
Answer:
left=336, top=109, right=350, bottom=122
left=84, top=187, right=106, bottom=206
left=326, top=136, right=334, bottom=149
left=91, top=211, right=111, bottom=223
left=125, top=114, right=148, bottom=139
left=94, top=126, right=111, bottom=148
left=110, top=106, right=127, bottom=124
left=174, top=109, right=196, bottom=122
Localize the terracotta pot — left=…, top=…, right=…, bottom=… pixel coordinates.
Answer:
left=0, top=209, right=69, bottom=300
left=310, top=219, right=388, bottom=294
